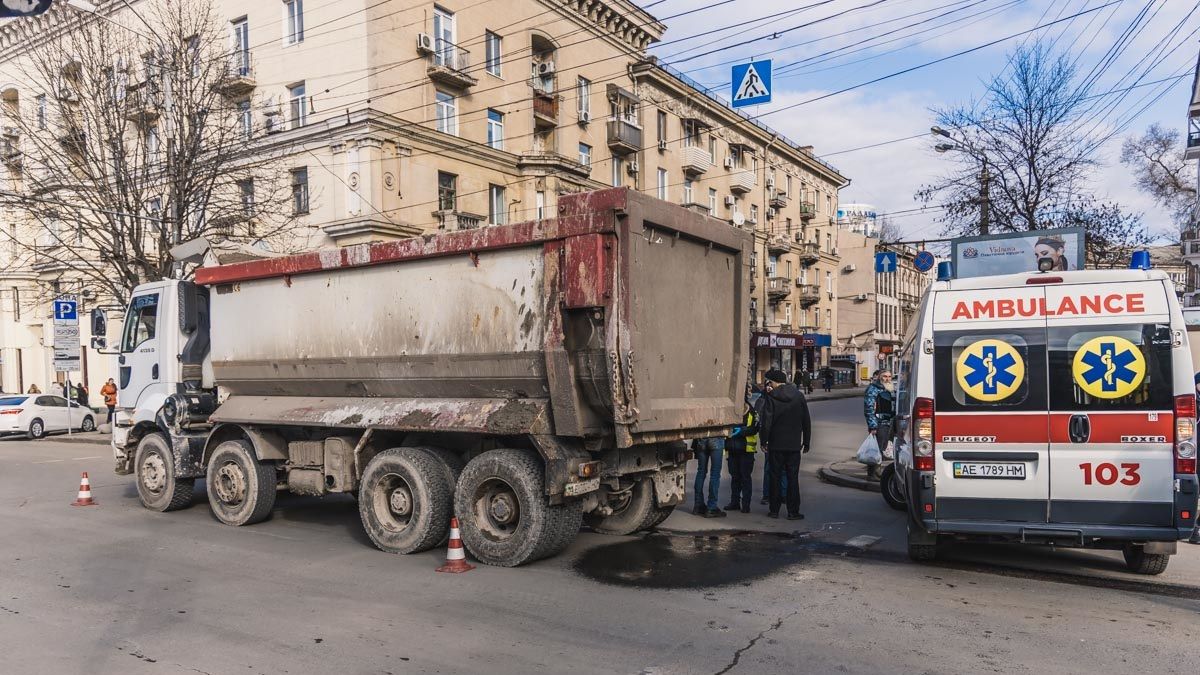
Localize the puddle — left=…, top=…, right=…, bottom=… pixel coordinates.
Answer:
left=573, top=531, right=811, bottom=589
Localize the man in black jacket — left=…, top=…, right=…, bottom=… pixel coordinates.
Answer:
left=759, top=369, right=811, bottom=520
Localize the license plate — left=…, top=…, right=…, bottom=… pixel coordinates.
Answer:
left=564, top=477, right=600, bottom=496
left=952, top=461, right=1026, bottom=480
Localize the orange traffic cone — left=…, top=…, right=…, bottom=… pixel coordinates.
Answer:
left=71, top=472, right=97, bottom=507
left=436, top=517, right=475, bottom=573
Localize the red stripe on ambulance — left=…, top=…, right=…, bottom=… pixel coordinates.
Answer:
left=1048, top=412, right=1172, bottom=444
left=937, top=414, right=1048, bottom=443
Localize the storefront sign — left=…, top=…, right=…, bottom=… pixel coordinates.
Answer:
left=753, top=332, right=832, bottom=349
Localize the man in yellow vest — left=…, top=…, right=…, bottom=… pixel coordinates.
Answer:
left=723, top=390, right=760, bottom=514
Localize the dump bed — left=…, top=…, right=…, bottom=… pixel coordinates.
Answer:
left=194, top=188, right=751, bottom=447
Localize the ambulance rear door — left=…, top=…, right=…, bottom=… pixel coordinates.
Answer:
left=931, top=286, right=1050, bottom=523
left=1045, top=281, right=1176, bottom=528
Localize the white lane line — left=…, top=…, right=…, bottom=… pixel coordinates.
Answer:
left=844, top=535, right=882, bottom=550
left=32, top=459, right=66, bottom=464
left=72, top=456, right=104, bottom=460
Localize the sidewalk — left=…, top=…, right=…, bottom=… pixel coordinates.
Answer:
left=818, top=458, right=880, bottom=492
left=803, top=386, right=865, bottom=402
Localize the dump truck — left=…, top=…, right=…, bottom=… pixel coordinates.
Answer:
left=108, top=188, right=751, bottom=566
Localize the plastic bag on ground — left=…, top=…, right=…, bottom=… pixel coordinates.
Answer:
left=856, top=434, right=882, bottom=466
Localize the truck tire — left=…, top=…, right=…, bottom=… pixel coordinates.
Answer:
left=1122, top=544, right=1170, bottom=575
left=134, top=432, right=195, bottom=512
left=206, top=440, right=277, bottom=526
left=881, top=463, right=906, bottom=511
left=358, top=448, right=453, bottom=555
left=584, top=477, right=656, bottom=536
left=408, top=445, right=465, bottom=486
left=455, top=448, right=582, bottom=567
left=647, top=505, right=676, bottom=529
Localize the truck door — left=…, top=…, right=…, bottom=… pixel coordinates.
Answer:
left=1045, top=283, right=1176, bottom=527
left=931, top=287, right=1050, bottom=523
left=118, top=291, right=161, bottom=409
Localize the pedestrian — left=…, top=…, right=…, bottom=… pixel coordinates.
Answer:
left=26, top=384, right=40, bottom=394
left=101, top=378, right=118, bottom=423
left=62, top=381, right=70, bottom=399
left=76, top=382, right=89, bottom=409
left=692, top=435, right=727, bottom=518
left=863, top=369, right=897, bottom=480
left=758, top=369, right=811, bottom=520
left=822, top=367, right=834, bottom=392
left=723, top=391, right=759, bottom=514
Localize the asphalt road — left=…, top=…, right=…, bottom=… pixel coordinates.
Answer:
left=0, top=400, right=1197, bottom=675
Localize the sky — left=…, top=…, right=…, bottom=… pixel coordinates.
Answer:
left=636, top=0, right=1199, bottom=243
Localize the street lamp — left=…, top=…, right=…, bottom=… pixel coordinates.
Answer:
left=929, top=127, right=990, bottom=235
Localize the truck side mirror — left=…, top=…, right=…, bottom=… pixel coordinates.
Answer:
left=90, top=308, right=106, bottom=338
left=180, top=282, right=198, bottom=334
left=91, top=336, right=107, bottom=350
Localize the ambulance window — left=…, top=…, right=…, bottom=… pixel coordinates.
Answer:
left=933, top=329, right=1046, bottom=412
left=1047, top=324, right=1173, bottom=411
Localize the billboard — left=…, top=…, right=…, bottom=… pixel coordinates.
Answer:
left=952, top=227, right=1084, bottom=279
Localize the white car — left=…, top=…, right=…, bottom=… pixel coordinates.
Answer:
left=0, top=394, right=97, bottom=438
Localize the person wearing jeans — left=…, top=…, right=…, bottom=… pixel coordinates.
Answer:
left=692, top=436, right=726, bottom=518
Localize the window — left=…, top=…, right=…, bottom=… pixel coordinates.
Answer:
left=750, top=204, right=758, bottom=223
left=708, top=136, right=716, bottom=162
left=435, top=90, right=457, bottom=135
left=936, top=330, right=1044, bottom=411
left=682, top=119, right=700, bottom=147
left=488, top=184, right=506, bottom=225
left=768, top=255, right=778, bottom=277
left=730, top=146, right=741, bottom=168
left=484, top=31, right=502, bottom=77
left=611, top=94, right=637, bottom=124
left=288, top=81, right=306, bottom=128
left=656, top=168, right=667, bottom=200
left=784, top=303, right=792, bottom=324
left=290, top=167, right=309, bottom=214
left=535, top=190, right=545, bottom=220
left=825, top=270, right=832, bottom=292
left=35, top=95, right=46, bottom=129
left=683, top=178, right=694, bottom=205
left=238, top=179, right=255, bottom=217
left=433, top=6, right=455, bottom=66
left=786, top=174, right=792, bottom=197
left=825, top=308, right=831, bottom=329
left=611, top=156, right=622, bottom=187
left=827, top=194, right=832, bottom=215
left=1048, top=324, right=1174, bottom=411
left=578, top=143, right=591, bottom=166
left=144, top=125, right=160, bottom=161
left=826, top=232, right=832, bottom=252
left=486, top=109, right=503, bottom=149
left=437, top=171, right=456, bottom=211
left=121, top=293, right=159, bottom=353
left=284, top=0, right=304, bottom=45
left=232, top=18, right=250, bottom=76
left=708, top=188, right=717, bottom=215
left=238, top=100, right=253, bottom=139
left=656, top=110, right=667, bottom=148
left=577, top=76, right=590, bottom=119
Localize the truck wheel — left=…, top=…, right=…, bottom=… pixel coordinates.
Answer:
left=584, top=477, right=656, bottom=536
left=206, top=440, right=276, bottom=526
left=881, top=464, right=906, bottom=511
left=1122, top=544, right=1170, bottom=575
left=455, top=448, right=582, bottom=567
left=358, top=448, right=453, bottom=555
left=647, top=505, right=676, bottom=529
left=135, top=432, right=195, bottom=512
left=408, top=445, right=465, bottom=487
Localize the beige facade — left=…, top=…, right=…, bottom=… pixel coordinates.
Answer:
left=0, top=0, right=846, bottom=395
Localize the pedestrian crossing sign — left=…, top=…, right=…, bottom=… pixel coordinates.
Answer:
left=731, top=60, right=772, bottom=108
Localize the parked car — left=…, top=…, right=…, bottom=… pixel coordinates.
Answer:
left=0, top=395, right=97, bottom=439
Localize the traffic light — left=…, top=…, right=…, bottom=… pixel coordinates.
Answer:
left=0, top=1, right=53, bottom=18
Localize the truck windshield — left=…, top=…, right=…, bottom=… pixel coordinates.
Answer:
left=122, top=293, right=159, bottom=353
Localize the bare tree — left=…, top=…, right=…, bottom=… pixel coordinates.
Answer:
left=0, top=0, right=304, bottom=305
left=1120, top=123, right=1198, bottom=230
left=875, top=214, right=900, bottom=243
left=916, top=42, right=1096, bottom=235
left=1048, top=197, right=1153, bottom=268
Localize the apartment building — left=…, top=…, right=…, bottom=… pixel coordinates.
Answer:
left=0, top=0, right=846, bottom=395
left=1182, top=48, right=1200, bottom=306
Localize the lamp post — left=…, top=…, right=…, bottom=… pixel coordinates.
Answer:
left=931, top=126, right=990, bottom=236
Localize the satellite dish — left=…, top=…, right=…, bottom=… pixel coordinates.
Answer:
left=731, top=212, right=746, bottom=227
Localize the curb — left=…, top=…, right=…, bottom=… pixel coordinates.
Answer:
left=48, top=435, right=110, bottom=446
left=818, top=464, right=881, bottom=492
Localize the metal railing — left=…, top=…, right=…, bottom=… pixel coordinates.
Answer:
left=433, top=39, right=471, bottom=74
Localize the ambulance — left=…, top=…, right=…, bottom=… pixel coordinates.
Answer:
left=889, top=264, right=1199, bottom=574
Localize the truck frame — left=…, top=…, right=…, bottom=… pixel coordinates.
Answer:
left=111, top=188, right=751, bottom=566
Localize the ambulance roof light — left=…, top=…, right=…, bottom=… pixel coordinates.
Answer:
left=936, top=261, right=953, bottom=281
left=1130, top=249, right=1151, bottom=270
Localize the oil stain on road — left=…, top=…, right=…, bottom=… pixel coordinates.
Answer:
left=574, top=531, right=810, bottom=589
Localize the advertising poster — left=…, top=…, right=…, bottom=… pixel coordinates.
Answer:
left=952, top=227, right=1085, bottom=278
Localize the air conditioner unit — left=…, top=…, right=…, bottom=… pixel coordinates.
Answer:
left=843, top=264, right=857, bottom=273
left=416, top=33, right=435, bottom=54
left=794, top=232, right=804, bottom=242
left=765, top=175, right=775, bottom=189
left=832, top=247, right=840, bottom=256
left=536, top=61, right=556, bottom=76
left=58, top=87, right=78, bottom=102
left=578, top=109, right=590, bottom=123
left=658, top=139, right=667, bottom=151
left=264, top=115, right=282, bottom=134
left=723, top=195, right=735, bottom=207
left=626, top=160, right=639, bottom=175
left=767, top=208, right=776, bottom=219
left=1, top=126, right=18, bottom=138
left=723, top=156, right=734, bottom=169
left=855, top=293, right=868, bottom=302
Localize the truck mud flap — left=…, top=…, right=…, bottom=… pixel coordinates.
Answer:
left=650, top=464, right=686, bottom=507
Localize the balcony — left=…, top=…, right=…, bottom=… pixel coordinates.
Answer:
left=769, top=190, right=788, bottom=210
left=799, top=201, right=815, bottom=220
left=124, top=89, right=160, bottom=124
left=767, top=275, right=792, bottom=301
left=767, top=234, right=791, bottom=254
left=517, top=152, right=590, bottom=179
left=730, top=169, right=756, bottom=194
left=216, top=59, right=256, bottom=97
left=433, top=209, right=485, bottom=230
left=427, top=42, right=477, bottom=89
left=796, top=241, right=820, bottom=264
left=795, top=283, right=820, bottom=305
left=58, top=128, right=86, bottom=154
left=1, top=140, right=20, bottom=168
left=607, top=119, right=641, bottom=155
left=533, top=92, right=558, bottom=128
left=680, top=145, right=711, bottom=175
left=1187, top=127, right=1200, bottom=160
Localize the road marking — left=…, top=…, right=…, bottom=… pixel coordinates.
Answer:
left=32, top=459, right=65, bottom=464
left=844, top=535, right=882, bottom=550
left=72, top=456, right=103, bottom=460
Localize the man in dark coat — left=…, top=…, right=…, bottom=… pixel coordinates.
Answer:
left=758, top=369, right=811, bottom=520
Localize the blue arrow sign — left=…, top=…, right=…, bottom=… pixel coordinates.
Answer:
left=874, top=251, right=898, bottom=274
left=913, top=250, right=936, bottom=273
left=0, top=1, right=53, bottom=18
left=731, top=60, right=772, bottom=108
left=53, top=299, right=77, bottom=322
